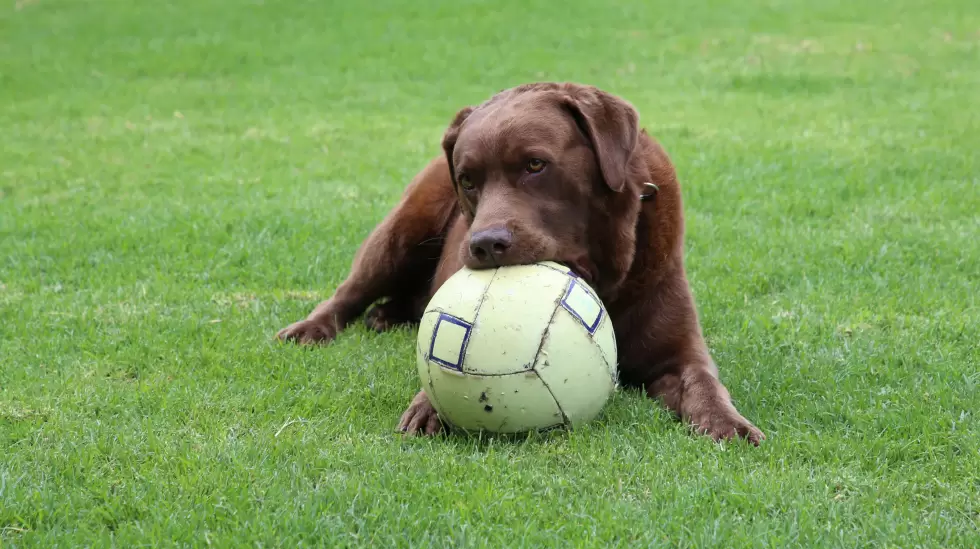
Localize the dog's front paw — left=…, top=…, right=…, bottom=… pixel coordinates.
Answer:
left=276, top=319, right=338, bottom=345
left=397, top=391, right=444, bottom=436
left=691, top=407, right=765, bottom=445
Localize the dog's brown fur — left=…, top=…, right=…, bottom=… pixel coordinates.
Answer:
left=278, top=82, right=764, bottom=444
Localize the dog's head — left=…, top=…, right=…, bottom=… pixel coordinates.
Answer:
left=442, top=83, right=643, bottom=290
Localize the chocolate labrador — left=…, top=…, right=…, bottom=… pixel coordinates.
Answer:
left=277, top=82, right=764, bottom=444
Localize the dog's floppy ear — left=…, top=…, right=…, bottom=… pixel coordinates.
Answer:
left=441, top=106, right=474, bottom=189
left=562, top=87, right=639, bottom=192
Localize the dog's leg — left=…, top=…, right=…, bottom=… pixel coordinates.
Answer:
left=618, top=269, right=765, bottom=444
left=396, top=217, right=468, bottom=435
left=277, top=157, right=458, bottom=344
left=363, top=208, right=470, bottom=334
left=647, top=361, right=765, bottom=445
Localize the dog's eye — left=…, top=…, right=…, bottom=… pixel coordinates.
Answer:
left=527, top=158, right=547, bottom=173
left=457, top=174, right=474, bottom=191
left=526, top=158, right=547, bottom=173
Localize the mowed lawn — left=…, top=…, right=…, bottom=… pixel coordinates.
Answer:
left=2, top=0, right=979, bottom=546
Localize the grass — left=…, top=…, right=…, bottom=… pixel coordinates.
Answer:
left=2, top=0, right=979, bottom=546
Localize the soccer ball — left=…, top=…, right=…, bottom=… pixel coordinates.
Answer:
left=415, top=261, right=618, bottom=433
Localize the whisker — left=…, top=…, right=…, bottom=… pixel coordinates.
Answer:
left=417, top=236, right=446, bottom=246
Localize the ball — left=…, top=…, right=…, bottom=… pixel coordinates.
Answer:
left=415, top=261, right=618, bottom=434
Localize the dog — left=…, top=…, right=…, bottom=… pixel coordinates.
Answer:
left=277, top=82, right=764, bottom=444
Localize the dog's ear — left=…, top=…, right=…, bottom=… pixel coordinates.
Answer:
left=561, top=88, right=639, bottom=192
left=441, top=106, right=474, bottom=189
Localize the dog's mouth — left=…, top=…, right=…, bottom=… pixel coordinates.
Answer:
left=461, top=231, right=597, bottom=286
left=464, top=254, right=594, bottom=286
left=556, top=260, right=580, bottom=276
left=557, top=258, right=597, bottom=287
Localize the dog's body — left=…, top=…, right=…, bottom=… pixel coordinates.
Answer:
left=278, top=83, right=764, bottom=443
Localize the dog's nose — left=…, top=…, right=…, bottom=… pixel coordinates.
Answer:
left=469, top=227, right=513, bottom=264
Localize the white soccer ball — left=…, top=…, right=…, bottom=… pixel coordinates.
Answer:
left=415, top=261, right=618, bottom=433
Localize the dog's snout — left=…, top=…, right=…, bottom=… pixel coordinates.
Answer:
left=468, top=227, right=513, bottom=265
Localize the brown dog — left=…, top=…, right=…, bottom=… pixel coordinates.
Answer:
left=277, top=82, right=764, bottom=444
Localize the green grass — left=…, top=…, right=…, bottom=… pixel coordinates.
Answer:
left=2, top=0, right=979, bottom=546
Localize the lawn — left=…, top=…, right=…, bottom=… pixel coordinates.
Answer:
left=2, top=0, right=979, bottom=546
